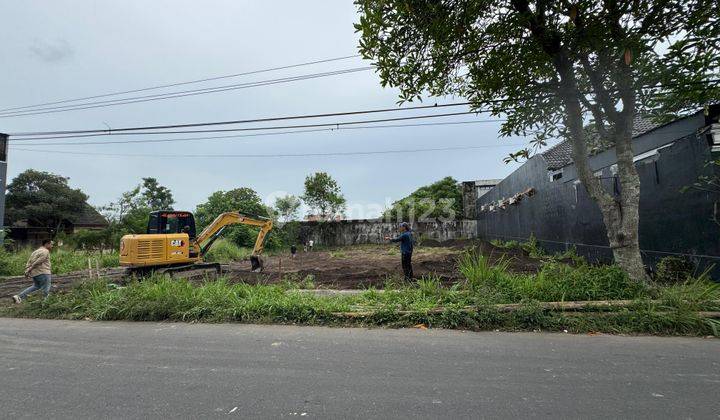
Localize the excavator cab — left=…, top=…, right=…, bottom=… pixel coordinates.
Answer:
left=147, top=211, right=197, bottom=238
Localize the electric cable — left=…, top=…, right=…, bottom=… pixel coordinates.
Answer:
left=0, top=54, right=361, bottom=113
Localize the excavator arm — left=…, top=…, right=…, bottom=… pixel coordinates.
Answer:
left=194, top=212, right=273, bottom=271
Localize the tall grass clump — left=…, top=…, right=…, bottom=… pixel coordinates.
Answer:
left=457, top=251, right=650, bottom=303
left=0, top=247, right=120, bottom=277
left=527, top=262, right=648, bottom=302
left=203, top=239, right=251, bottom=263
left=0, top=248, right=28, bottom=276
left=457, top=252, right=511, bottom=290
left=655, top=268, right=720, bottom=311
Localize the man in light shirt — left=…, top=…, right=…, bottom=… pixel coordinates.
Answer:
left=12, top=239, right=54, bottom=303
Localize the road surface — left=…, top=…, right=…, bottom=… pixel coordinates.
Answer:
left=1, top=318, right=718, bottom=419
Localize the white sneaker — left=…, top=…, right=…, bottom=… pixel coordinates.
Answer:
left=12, top=295, right=21, bottom=304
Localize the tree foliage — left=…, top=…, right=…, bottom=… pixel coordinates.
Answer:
left=195, top=188, right=272, bottom=247
left=5, top=169, right=88, bottom=235
left=384, top=176, right=462, bottom=221
left=302, top=172, right=346, bottom=219
left=355, top=0, right=719, bottom=282
left=98, top=178, right=176, bottom=246
left=274, top=194, right=302, bottom=223
left=138, top=177, right=175, bottom=211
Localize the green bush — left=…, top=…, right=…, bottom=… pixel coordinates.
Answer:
left=654, top=256, right=695, bottom=284
left=62, top=229, right=114, bottom=251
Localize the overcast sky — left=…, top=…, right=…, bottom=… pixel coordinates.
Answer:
left=0, top=1, right=529, bottom=218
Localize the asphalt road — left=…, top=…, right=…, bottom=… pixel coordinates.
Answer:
left=1, top=319, right=718, bottom=419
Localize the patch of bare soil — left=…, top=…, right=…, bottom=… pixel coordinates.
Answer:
left=222, top=240, right=544, bottom=289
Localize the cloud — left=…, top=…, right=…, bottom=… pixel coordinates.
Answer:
left=28, top=39, right=74, bottom=63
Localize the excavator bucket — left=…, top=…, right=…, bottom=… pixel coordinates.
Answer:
left=250, top=256, right=264, bottom=272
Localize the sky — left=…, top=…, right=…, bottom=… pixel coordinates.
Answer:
left=0, top=1, right=529, bottom=218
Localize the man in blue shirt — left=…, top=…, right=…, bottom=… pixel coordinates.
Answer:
left=385, top=222, right=414, bottom=280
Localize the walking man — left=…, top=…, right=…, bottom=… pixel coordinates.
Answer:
left=385, top=222, right=414, bottom=280
left=12, top=239, right=54, bottom=303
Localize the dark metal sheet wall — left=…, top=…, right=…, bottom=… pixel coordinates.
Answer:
left=477, top=121, right=720, bottom=278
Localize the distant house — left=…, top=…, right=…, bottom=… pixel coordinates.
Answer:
left=6, top=204, right=108, bottom=246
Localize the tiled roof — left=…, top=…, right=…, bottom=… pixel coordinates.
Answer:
left=541, top=116, right=663, bottom=170
left=70, top=204, right=108, bottom=227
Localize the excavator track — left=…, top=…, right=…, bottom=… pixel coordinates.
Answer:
left=126, top=262, right=223, bottom=280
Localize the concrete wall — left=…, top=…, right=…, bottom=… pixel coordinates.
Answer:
left=462, top=182, right=478, bottom=219
left=476, top=110, right=720, bottom=276
left=298, top=219, right=477, bottom=246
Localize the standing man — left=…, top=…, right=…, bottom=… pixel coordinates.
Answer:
left=12, top=239, right=53, bottom=303
left=385, top=222, right=414, bottom=280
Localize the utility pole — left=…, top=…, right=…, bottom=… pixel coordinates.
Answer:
left=0, top=133, right=7, bottom=245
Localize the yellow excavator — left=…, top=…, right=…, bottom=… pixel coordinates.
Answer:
left=119, top=210, right=273, bottom=276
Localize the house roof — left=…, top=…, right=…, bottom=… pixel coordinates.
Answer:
left=9, top=204, right=108, bottom=228
left=69, top=204, right=108, bottom=227
left=541, top=116, right=664, bottom=170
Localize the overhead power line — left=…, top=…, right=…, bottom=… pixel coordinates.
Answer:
left=0, top=67, right=373, bottom=118
left=0, top=54, right=361, bottom=113
left=9, top=78, right=719, bottom=138
left=9, top=111, right=484, bottom=141
left=16, top=119, right=506, bottom=147
left=9, top=143, right=526, bottom=159
left=8, top=102, right=476, bottom=138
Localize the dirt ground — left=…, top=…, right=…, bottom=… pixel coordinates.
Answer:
left=221, top=240, right=543, bottom=289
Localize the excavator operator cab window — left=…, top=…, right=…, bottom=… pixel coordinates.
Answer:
left=147, top=211, right=197, bottom=238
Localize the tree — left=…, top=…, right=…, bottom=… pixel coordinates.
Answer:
left=139, top=177, right=175, bottom=211
left=274, top=195, right=302, bottom=223
left=101, top=177, right=176, bottom=236
left=194, top=188, right=271, bottom=247
left=5, top=169, right=88, bottom=236
left=103, top=178, right=175, bottom=220
left=302, top=172, right=346, bottom=219
left=384, top=176, right=462, bottom=222
left=355, top=0, right=719, bottom=283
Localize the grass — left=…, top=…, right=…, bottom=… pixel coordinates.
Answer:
left=1, top=244, right=718, bottom=336
left=3, top=265, right=718, bottom=336
left=0, top=247, right=119, bottom=277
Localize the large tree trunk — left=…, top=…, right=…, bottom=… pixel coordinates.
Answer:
left=561, top=92, right=650, bottom=284
left=512, top=0, right=650, bottom=284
